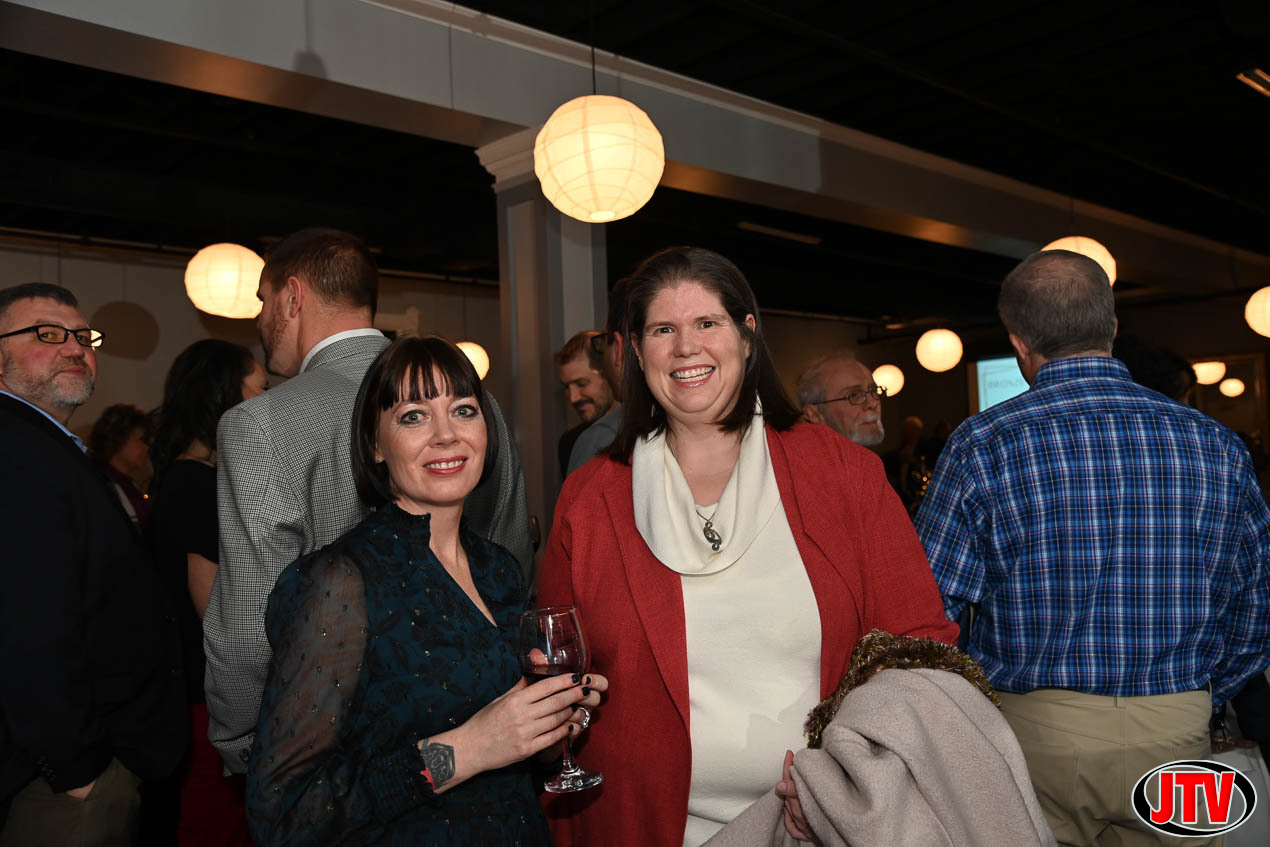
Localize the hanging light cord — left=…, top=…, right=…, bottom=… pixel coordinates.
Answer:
left=589, top=0, right=597, bottom=95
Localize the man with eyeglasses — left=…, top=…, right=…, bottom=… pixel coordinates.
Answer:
left=0, top=283, right=184, bottom=845
left=797, top=351, right=887, bottom=448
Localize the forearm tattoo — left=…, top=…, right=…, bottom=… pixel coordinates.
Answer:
left=418, top=740, right=456, bottom=791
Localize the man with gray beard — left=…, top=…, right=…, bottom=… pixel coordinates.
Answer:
left=797, top=351, right=887, bottom=447
left=0, top=283, right=184, bottom=845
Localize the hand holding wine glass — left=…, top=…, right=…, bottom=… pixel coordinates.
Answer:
left=519, top=606, right=604, bottom=793
left=424, top=658, right=606, bottom=794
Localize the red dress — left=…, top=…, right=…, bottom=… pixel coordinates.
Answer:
left=539, top=422, right=959, bottom=846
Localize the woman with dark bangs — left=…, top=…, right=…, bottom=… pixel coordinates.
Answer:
left=246, top=336, right=607, bottom=846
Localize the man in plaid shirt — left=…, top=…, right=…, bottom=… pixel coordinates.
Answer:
left=916, top=249, right=1270, bottom=845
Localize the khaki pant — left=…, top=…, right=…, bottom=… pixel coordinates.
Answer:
left=1000, top=688, right=1219, bottom=847
left=0, top=758, right=141, bottom=847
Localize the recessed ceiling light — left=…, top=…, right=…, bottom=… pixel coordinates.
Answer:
left=1236, top=68, right=1270, bottom=98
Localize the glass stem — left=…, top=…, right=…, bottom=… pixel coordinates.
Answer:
left=559, top=737, right=582, bottom=776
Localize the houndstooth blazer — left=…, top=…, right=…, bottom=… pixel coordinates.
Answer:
left=203, top=333, right=532, bottom=771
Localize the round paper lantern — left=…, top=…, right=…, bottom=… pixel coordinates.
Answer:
left=457, top=341, right=490, bottom=380
left=1192, top=361, right=1227, bottom=385
left=915, top=329, right=963, bottom=373
left=185, top=243, right=264, bottom=319
left=1219, top=378, right=1246, bottom=398
left=1041, top=236, right=1117, bottom=286
left=872, top=364, right=905, bottom=398
left=1246, top=286, right=1270, bottom=338
left=534, top=94, right=665, bottom=223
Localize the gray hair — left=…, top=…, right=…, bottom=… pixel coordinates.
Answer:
left=998, top=250, right=1116, bottom=358
left=797, top=350, right=862, bottom=407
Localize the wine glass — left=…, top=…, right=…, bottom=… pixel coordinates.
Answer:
left=518, top=606, right=603, bottom=793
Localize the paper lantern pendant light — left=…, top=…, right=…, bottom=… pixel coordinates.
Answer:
left=185, top=243, right=264, bottom=319
left=1192, top=361, right=1226, bottom=385
left=872, top=364, right=905, bottom=397
left=456, top=341, right=490, bottom=379
left=1246, top=286, right=1270, bottom=338
left=915, top=329, right=964, bottom=372
left=1041, top=236, right=1117, bottom=286
left=534, top=94, right=665, bottom=223
left=1220, top=378, right=1246, bottom=398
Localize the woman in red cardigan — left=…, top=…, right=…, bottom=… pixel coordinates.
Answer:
left=539, top=247, right=958, bottom=846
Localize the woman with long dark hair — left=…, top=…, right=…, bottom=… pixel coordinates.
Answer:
left=539, top=247, right=958, bottom=845
left=146, top=338, right=266, bottom=845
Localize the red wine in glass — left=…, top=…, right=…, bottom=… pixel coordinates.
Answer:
left=522, top=662, right=574, bottom=684
left=518, top=606, right=603, bottom=793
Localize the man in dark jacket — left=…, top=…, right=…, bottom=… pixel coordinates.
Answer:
left=0, top=282, right=184, bottom=845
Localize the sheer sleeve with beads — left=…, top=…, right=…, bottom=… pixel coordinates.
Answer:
left=246, top=552, right=428, bottom=846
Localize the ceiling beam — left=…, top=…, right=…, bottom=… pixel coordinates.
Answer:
left=2, top=0, right=1268, bottom=295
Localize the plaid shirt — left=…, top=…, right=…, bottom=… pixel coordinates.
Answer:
left=916, top=356, right=1270, bottom=704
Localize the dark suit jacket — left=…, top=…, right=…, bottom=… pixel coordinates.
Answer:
left=0, top=394, right=185, bottom=804
left=539, top=422, right=959, bottom=847
left=557, top=421, right=589, bottom=478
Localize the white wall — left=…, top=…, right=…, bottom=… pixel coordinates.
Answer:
left=0, top=239, right=504, bottom=441
left=8, top=235, right=1261, bottom=475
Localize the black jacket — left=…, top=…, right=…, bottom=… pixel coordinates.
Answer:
left=0, top=394, right=185, bottom=806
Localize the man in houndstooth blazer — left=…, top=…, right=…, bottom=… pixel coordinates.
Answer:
left=203, top=229, right=532, bottom=771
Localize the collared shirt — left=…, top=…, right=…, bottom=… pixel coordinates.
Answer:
left=0, top=388, right=85, bottom=451
left=916, top=356, right=1270, bottom=704
left=299, top=328, right=384, bottom=374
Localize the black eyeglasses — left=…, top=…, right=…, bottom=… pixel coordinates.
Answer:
left=0, top=324, right=104, bottom=349
left=818, top=384, right=886, bottom=406
left=588, top=332, right=611, bottom=357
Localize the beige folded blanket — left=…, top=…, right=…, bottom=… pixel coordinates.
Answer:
left=704, top=667, right=1056, bottom=847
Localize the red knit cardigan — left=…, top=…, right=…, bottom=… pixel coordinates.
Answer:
left=538, top=421, right=958, bottom=846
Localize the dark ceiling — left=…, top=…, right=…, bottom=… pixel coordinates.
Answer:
left=2, top=0, right=1268, bottom=328
left=469, top=0, right=1270, bottom=251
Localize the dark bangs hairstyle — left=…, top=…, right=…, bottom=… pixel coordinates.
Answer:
left=151, top=339, right=256, bottom=487
left=352, top=336, right=496, bottom=507
left=607, top=246, right=800, bottom=461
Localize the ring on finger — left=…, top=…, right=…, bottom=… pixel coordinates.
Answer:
left=574, top=705, right=591, bottom=731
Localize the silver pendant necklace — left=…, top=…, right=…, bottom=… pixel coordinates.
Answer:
left=695, top=506, right=722, bottom=552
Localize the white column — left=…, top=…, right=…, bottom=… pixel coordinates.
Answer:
left=477, top=128, right=607, bottom=551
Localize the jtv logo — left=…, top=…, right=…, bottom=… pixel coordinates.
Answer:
left=1132, top=760, right=1257, bottom=837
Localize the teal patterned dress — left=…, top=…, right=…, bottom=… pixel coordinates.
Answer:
left=246, top=504, right=549, bottom=846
